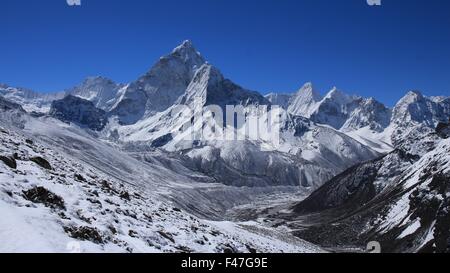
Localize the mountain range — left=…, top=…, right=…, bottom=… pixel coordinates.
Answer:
left=1, top=41, right=449, bottom=253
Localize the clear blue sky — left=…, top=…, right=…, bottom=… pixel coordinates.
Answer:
left=1, top=0, right=449, bottom=105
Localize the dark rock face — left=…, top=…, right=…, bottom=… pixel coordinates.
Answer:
left=49, top=95, right=108, bottom=131
left=108, top=90, right=147, bottom=125
left=409, top=172, right=450, bottom=253
left=292, top=149, right=417, bottom=216
left=293, top=157, right=381, bottom=214
left=74, top=173, right=86, bottom=182
left=0, top=96, right=27, bottom=128
left=151, top=134, right=173, bottom=148
left=64, top=226, right=103, bottom=244
left=281, top=116, right=312, bottom=138
left=23, top=186, right=65, bottom=210
left=0, top=155, right=17, bottom=169
left=434, top=199, right=450, bottom=252
left=436, top=120, right=450, bottom=139
left=157, top=230, right=175, bottom=243
left=119, top=191, right=131, bottom=201
left=30, top=156, right=52, bottom=170
left=0, top=95, right=25, bottom=112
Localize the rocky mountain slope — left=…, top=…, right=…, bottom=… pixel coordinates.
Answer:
left=259, top=121, right=450, bottom=253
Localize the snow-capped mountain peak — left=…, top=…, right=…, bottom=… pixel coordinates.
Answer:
left=305, top=87, right=357, bottom=129
left=298, top=82, right=321, bottom=100
left=323, top=87, right=354, bottom=104
left=109, top=41, right=207, bottom=124
left=170, top=40, right=203, bottom=62
left=80, top=76, right=116, bottom=86
left=66, top=76, right=123, bottom=111
left=394, top=90, right=429, bottom=111
left=287, top=82, right=322, bottom=117
left=341, top=96, right=392, bottom=133
left=162, top=39, right=206, bottom=77
left=403, top=90, right=423, bottom=100
left=392, top=90, right=449, bottom=128
left=179, top=63, right=269, bottom=109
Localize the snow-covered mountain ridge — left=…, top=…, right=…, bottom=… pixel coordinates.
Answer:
left=1, top=40, right=447, bottom=155
left=0, top=77, right=123, bottom=113
left=267, top=83, right=449, bottom=153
